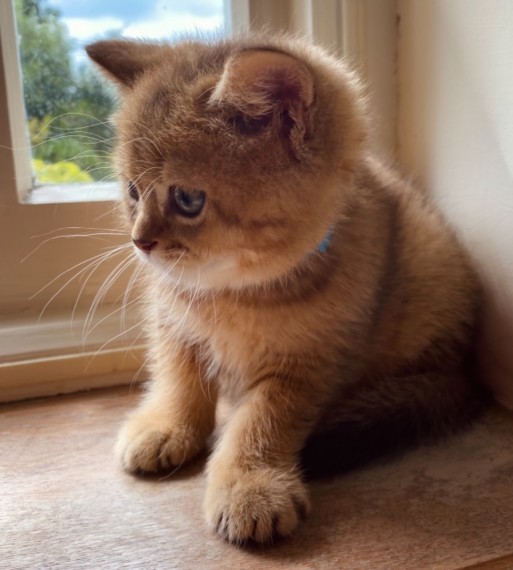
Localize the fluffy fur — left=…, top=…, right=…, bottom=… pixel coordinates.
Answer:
left=87, top=34, right=486, bottom=544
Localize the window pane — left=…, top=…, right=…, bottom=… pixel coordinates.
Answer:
left=14, top=0, right=225, bottom=187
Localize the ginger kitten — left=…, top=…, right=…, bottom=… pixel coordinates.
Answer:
left=87, top=34, right=485, bottom=544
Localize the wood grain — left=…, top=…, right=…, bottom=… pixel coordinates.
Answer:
left=1, top=388, right=513, bottom=570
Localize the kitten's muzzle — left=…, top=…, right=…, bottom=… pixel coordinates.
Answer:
left=132, top=238, right=158, bottom=253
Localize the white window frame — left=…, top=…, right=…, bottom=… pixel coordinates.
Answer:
left=0, top=0, right=397, bottom=402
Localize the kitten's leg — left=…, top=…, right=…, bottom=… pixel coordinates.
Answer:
left=204, top=375, right=323, bottom=544
left=116, top=342, right=217, bottom=473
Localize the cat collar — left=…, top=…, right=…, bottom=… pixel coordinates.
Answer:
left=316, top=228, right=334, bottom=254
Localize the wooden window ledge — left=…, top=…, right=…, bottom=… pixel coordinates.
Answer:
left=1, top=387, right=513, bottom=569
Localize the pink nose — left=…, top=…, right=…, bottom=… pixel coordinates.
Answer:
left=132, top=238, right=157, bottom=253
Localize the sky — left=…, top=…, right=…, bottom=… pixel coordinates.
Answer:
left=49, top=0, right=225, bottom=44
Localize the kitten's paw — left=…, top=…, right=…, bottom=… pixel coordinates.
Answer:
left=204, top=466, right=310, bottom=544
left=115, top=411, right=205, bottom=473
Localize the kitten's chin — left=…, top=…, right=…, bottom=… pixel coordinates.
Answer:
left=138, top=251, right=245, bottom=291
left=141, top=250, right=290, bottom=292
left=167, top=257, right=243, bottom=291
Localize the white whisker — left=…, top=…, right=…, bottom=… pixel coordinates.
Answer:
left=31, top=244, right=130, bottom=303
left=21, top=231, right=127, bottom=264
left=83, top=253, right=136, bottom=338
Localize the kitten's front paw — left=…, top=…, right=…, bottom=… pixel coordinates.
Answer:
left=115, top=410, right=205, bottom=473
left=204, top=466, right=310, bottom=544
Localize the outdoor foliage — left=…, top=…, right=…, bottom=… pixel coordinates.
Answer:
left=32, top=158, right=94, bottom=183
left=15, top=0, right=117, bottom=184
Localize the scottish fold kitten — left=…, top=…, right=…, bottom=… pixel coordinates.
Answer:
left=87, top=34, right=485, bottom=544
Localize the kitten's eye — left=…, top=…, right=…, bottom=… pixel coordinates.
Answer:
left=172, top=186, right=206, bottom=217
left=128, top=181, right=139, bottom=201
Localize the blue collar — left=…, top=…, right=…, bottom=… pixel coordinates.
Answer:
left=316, top=228, right=334, bottom=254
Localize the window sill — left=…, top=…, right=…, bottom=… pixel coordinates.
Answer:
left=0, top=304, right=145, bottom=402
left=24, top=182, right=120, bottom=205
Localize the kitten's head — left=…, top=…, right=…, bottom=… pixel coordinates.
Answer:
left=86, top=35, right=367, bottom=291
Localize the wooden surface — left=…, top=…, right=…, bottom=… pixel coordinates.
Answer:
left=1, top=388, right=513, bottom=570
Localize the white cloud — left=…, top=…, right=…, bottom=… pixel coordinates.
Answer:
left=122, top=12, right=224, bottom=39
left=64, top=17, right=124, bottom=41
left=62, top=11, right=224, bottom=45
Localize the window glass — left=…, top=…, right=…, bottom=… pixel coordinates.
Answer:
left=14, top=0, right=225, bottom=186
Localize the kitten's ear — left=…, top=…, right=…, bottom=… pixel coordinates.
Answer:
left=86, top=40, right=164, bottom=89
left=210, top=49, right=314, bottom=151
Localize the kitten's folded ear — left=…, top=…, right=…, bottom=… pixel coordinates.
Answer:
left=210, top=49, right=315, bottom=151
left=86, top=40, right=165, bottom=89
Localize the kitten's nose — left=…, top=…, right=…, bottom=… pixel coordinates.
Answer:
left=132, top=238, right=158, bottom=253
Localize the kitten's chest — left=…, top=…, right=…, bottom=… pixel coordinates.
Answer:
left=157, top=282, right=347, bottom=391
left=162, top=293, right=272, bottom=384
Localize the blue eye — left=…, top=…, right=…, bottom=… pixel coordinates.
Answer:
left=172, top=186, right=206, bottom=217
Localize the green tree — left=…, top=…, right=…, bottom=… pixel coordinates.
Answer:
left=15, top=0, right=74, bottom=120
left=15, top=0, right=116, bottom=183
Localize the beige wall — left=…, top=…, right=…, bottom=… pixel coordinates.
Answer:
left=398, top=0, right=513, bottom=407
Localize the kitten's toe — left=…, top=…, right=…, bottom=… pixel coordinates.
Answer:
left=204, top=467, right=310, bottom=544
left=115, top=411, right=205, bottom=473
